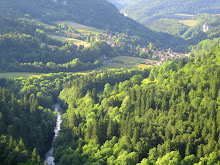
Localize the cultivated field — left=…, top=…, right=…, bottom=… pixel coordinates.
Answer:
left=175, top=13, right=194, bottom=17
left=56, top=21, right=104, bottom=34
left=112, top=56, right=150, bottom=69
left=48, top=21, right=104, bottom=47
left=48, top=35, right=90, bottom=47
left=0, top=72, right=44, bottom=79
left=179, top=20, right=198, bottom=27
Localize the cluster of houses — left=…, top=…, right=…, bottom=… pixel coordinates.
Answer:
left=145, top=50, right=186, bottom=66
left=210, top=14, right=220, bottom=17
left=100, top=49, right=186, bottom=66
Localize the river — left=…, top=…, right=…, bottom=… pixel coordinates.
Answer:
left=44, top=104, right=62, bottom=165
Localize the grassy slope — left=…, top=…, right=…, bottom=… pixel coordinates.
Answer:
left=0, top=72, right=44, bottom=79
left=179, top=20, right=200, bottom=27
left=56, top=21, right=104, bottom=34
left=174, top=14, right=195, bottom=17
left=48, top=35, right=90, bottom=47
left=92, top=56, right=152, bottom=71
left=48, top=21, right=104, bottom=47
left=67, top=56, right=153, bottom=73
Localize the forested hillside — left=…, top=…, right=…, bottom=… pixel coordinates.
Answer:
left=121, top=0, right=220, bottom=25
left=181, top=14, right=220, bottom=39
left=148, top=18, right=188, bottom=36
left=0, top=32, right=110, bottom=72
left=0, top=0, right=181, bottom=48
left=53, top=44, right=220, bottom=164
left=2, top=0, right=123, bottom=31
left=190, top=37, right=220, bottom=56
left=144, top=13, right=220, bottom=52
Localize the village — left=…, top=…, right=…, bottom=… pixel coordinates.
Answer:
left=94, top=33, right=187, bottom=66
left=101, top=48, right=186, bottom=66
left=99, top=33, right=186, bottom=66
left=143, top=49, right=186, bottom=66
left=58, top=23, right=186, bottom=66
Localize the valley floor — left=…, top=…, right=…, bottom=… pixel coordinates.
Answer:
left=0, top=56, right=153, bottom=78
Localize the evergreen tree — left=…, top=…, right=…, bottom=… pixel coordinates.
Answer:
left=132, top=127, right=140, bottom=144
left=107, top=119, right=116, bottom=139
left=92, top=88, right=98, bottom=103
left=113, top=83, right=119, bottom=95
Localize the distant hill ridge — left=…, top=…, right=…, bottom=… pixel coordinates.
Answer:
left=121, top=0, right=220, bottom=25
left=106, top=0, right=138, bottom=9
left=106, top=0, right=124, bottom=10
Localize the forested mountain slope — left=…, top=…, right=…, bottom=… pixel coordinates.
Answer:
left=0, top=0, right=184, bottom=48
left=2, top=0, right=125, bottom=31
left=55, top=44, right=220, bottom=164
left=121, top=0, right=220, bottom=25
left=190, top=37, right=220, bottom=56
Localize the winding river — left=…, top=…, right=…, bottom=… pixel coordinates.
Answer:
left=44, top=104, right=62, bottom=165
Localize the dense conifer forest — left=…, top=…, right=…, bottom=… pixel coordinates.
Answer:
left=54, top=45, right=220, bottom=164
left=0, top=73, right=78, bottom=164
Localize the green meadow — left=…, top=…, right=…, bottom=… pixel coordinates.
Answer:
left=0, top=72, right=44, bottom=79
left=56, top=21, right=104, bottom=34
left=0, top=56, right=154, bottom=78
left=179, top=20, right=199, bottom=27
left=76, top=56, right=153, bottom=74
left=48, top=35, right=90, bottom=47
